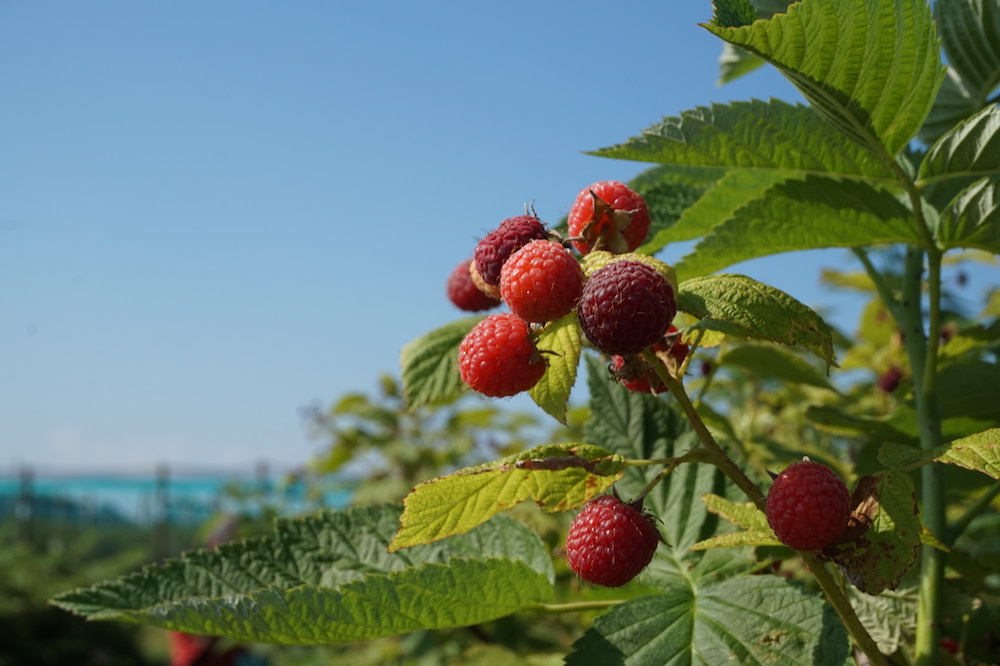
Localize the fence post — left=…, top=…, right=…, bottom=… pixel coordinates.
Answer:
left=152, top=464, right=170, bottom=560
left=15, top=466, right=34, bottom=544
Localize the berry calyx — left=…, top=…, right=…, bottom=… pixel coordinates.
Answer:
left=500, top=240, right=583, bottom=323
left=578, top=260, right=677, bottom=356
left=565, top=493, right=661, bottom=588
left=567, top=181, right=651, bottom=255
left=765, top=459, right=851, bottom=551
left=447, top=259, right=502, bottom=312
left=458, top=313, right=546, bottom=397
left=473, top=215, right=548, bottom=291
left=610, top=326, right=688, bottom=394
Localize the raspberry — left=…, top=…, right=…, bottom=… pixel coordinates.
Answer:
left=580, top=251, right=678, bottom=296
left=458, top=313, right=546, bottom=397
left=567, top=181, right=651, bottom=255
left=565, top=493, right=661, bottom=587
left=765, top=460, right=851, bottom=551
left=473, top=215, right=548, bottom=290
left=447, top=259, right=501, bottom=312
left=500, top=240, right=583, bottom=323
left=610, top=326, right=688, bottom=393
left=578, top=260, right=677, bottom=356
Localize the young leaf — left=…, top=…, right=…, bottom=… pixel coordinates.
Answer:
left=401, top=316, right=479, bottom=408
left=52, top=506, right=555, bottom=643
left=704, top=0, right=944, bottom=156
left=591, top=99, right=896, bottom=183
left=673, top=176, right=923, bottom=280
left=389, top=443, right=625, bottom=551
left=918, top=105, right=1000, bottom=185
left=676, top=273, right=836, bottom=368
left=691, top=494, right=781, bottom=551
left=935, top=427, right=1000, bottom=480
left=566, top=575, right=851, bottom=666
left=822, top=471, right=921, bottom=595
left=529, top=314, right=583, bottom=424
left=711, top=0, right=759, bottom=28
left=935, top=176, right=1000, bottom=254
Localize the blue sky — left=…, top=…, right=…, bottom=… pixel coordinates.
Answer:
left=2, top=3, right=996, bottom=471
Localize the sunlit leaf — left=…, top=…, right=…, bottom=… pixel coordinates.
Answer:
left=389, top=443, right=625, bottom=551
left=705, top=0, right=944, bottom=156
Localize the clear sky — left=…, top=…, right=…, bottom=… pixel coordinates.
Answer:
left=3, top=3, right=996, bottom=472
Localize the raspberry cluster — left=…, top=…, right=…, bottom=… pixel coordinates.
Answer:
left=447, top=182, right=684, bottom=399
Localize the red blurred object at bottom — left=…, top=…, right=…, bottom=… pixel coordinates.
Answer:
left=169, top=631, right=257, bottom=666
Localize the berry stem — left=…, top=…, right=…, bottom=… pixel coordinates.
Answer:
left=800, top=553, right=891, bottom=666
left=643, top=348, right=891, bottom=666
left=642, top=348, right=765, bottom=508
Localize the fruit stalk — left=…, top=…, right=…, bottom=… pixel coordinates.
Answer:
left=647, top=349, right=889, bottom=666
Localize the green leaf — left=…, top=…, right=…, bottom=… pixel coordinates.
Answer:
left=722, top=343, right=836, bottom=390
left=677, top=273, right=836, bottom=368
left=591, top=99, right=896, bottom=183
left=692, top=493, right=781, bottom=550
left=935, top=427, right=1000, bottom=479
left=566, top=575, right=851, bottom=666
left=673, top=177, right=923, bottom=280
left=935, top=175, right=1000, bottom=253
left=70, top=559, right=552, bottom=644
left=711, top=0, right=759, bottom=28
left=705, top=0, right=944, bottom=156
left=937, top=0, right=1000, bottom=95
left=919, top=105, right=1000, bottom=184
left=401, top=317, right=479, bottom=408
left=640, top=170, right=788, bottom=253
left=529, top=314, right=582, bottom=424
left=718, top=43, right=766, bottom=85
left=389, top=443, right=625, bottom=551
left=823, top=471, right=921, bottom=595
left=52, top=505, right=555, bottom=643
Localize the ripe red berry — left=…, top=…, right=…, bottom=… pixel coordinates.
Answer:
left=447, top=259, right=501, bottom=312
left=610, top=326, right=688, bottom=393
left=500, top=240, right=583, bottom=323
left=567, top=181, right=651, bottom=255
left=473, top=215, right=548, bottom=290
left=565, top=493, right=661, bottom=588
left=766, top=460, right=851, bottom=551
left=458, top=313, right=546, bottom=397
left=578, top=260, right=677, bottom=356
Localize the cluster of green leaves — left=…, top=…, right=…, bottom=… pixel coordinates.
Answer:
left=51, top=0, right=1000, bottom=664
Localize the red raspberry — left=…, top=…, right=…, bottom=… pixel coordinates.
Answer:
left=447, top=259, right=501, bottom=312
left=473, top=215, right=548, bottom=290
left=766, top=460, right=851, bottom=551
left=565, top=493, right=661, bottom=587
left=578, top=260, right=677, bottom=356
left=500, top=240, right=583, bottom=323
left=458, top=313, right=546, bottom=397
left=567, top=181, right=651, bottom=255
left=610, top=326, right=688, bottom=393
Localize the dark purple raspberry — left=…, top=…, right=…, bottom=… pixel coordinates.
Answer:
left=473, top=215, right=548, bottom=288
left=578, top=260, right=677, bottom=356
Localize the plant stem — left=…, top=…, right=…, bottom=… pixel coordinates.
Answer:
left=899, top=248, right=947, bottom=666
left=801, top=553, right=891, bottom=666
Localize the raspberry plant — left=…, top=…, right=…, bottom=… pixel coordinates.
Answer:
left=52, top=1, right=1000, bottom=664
